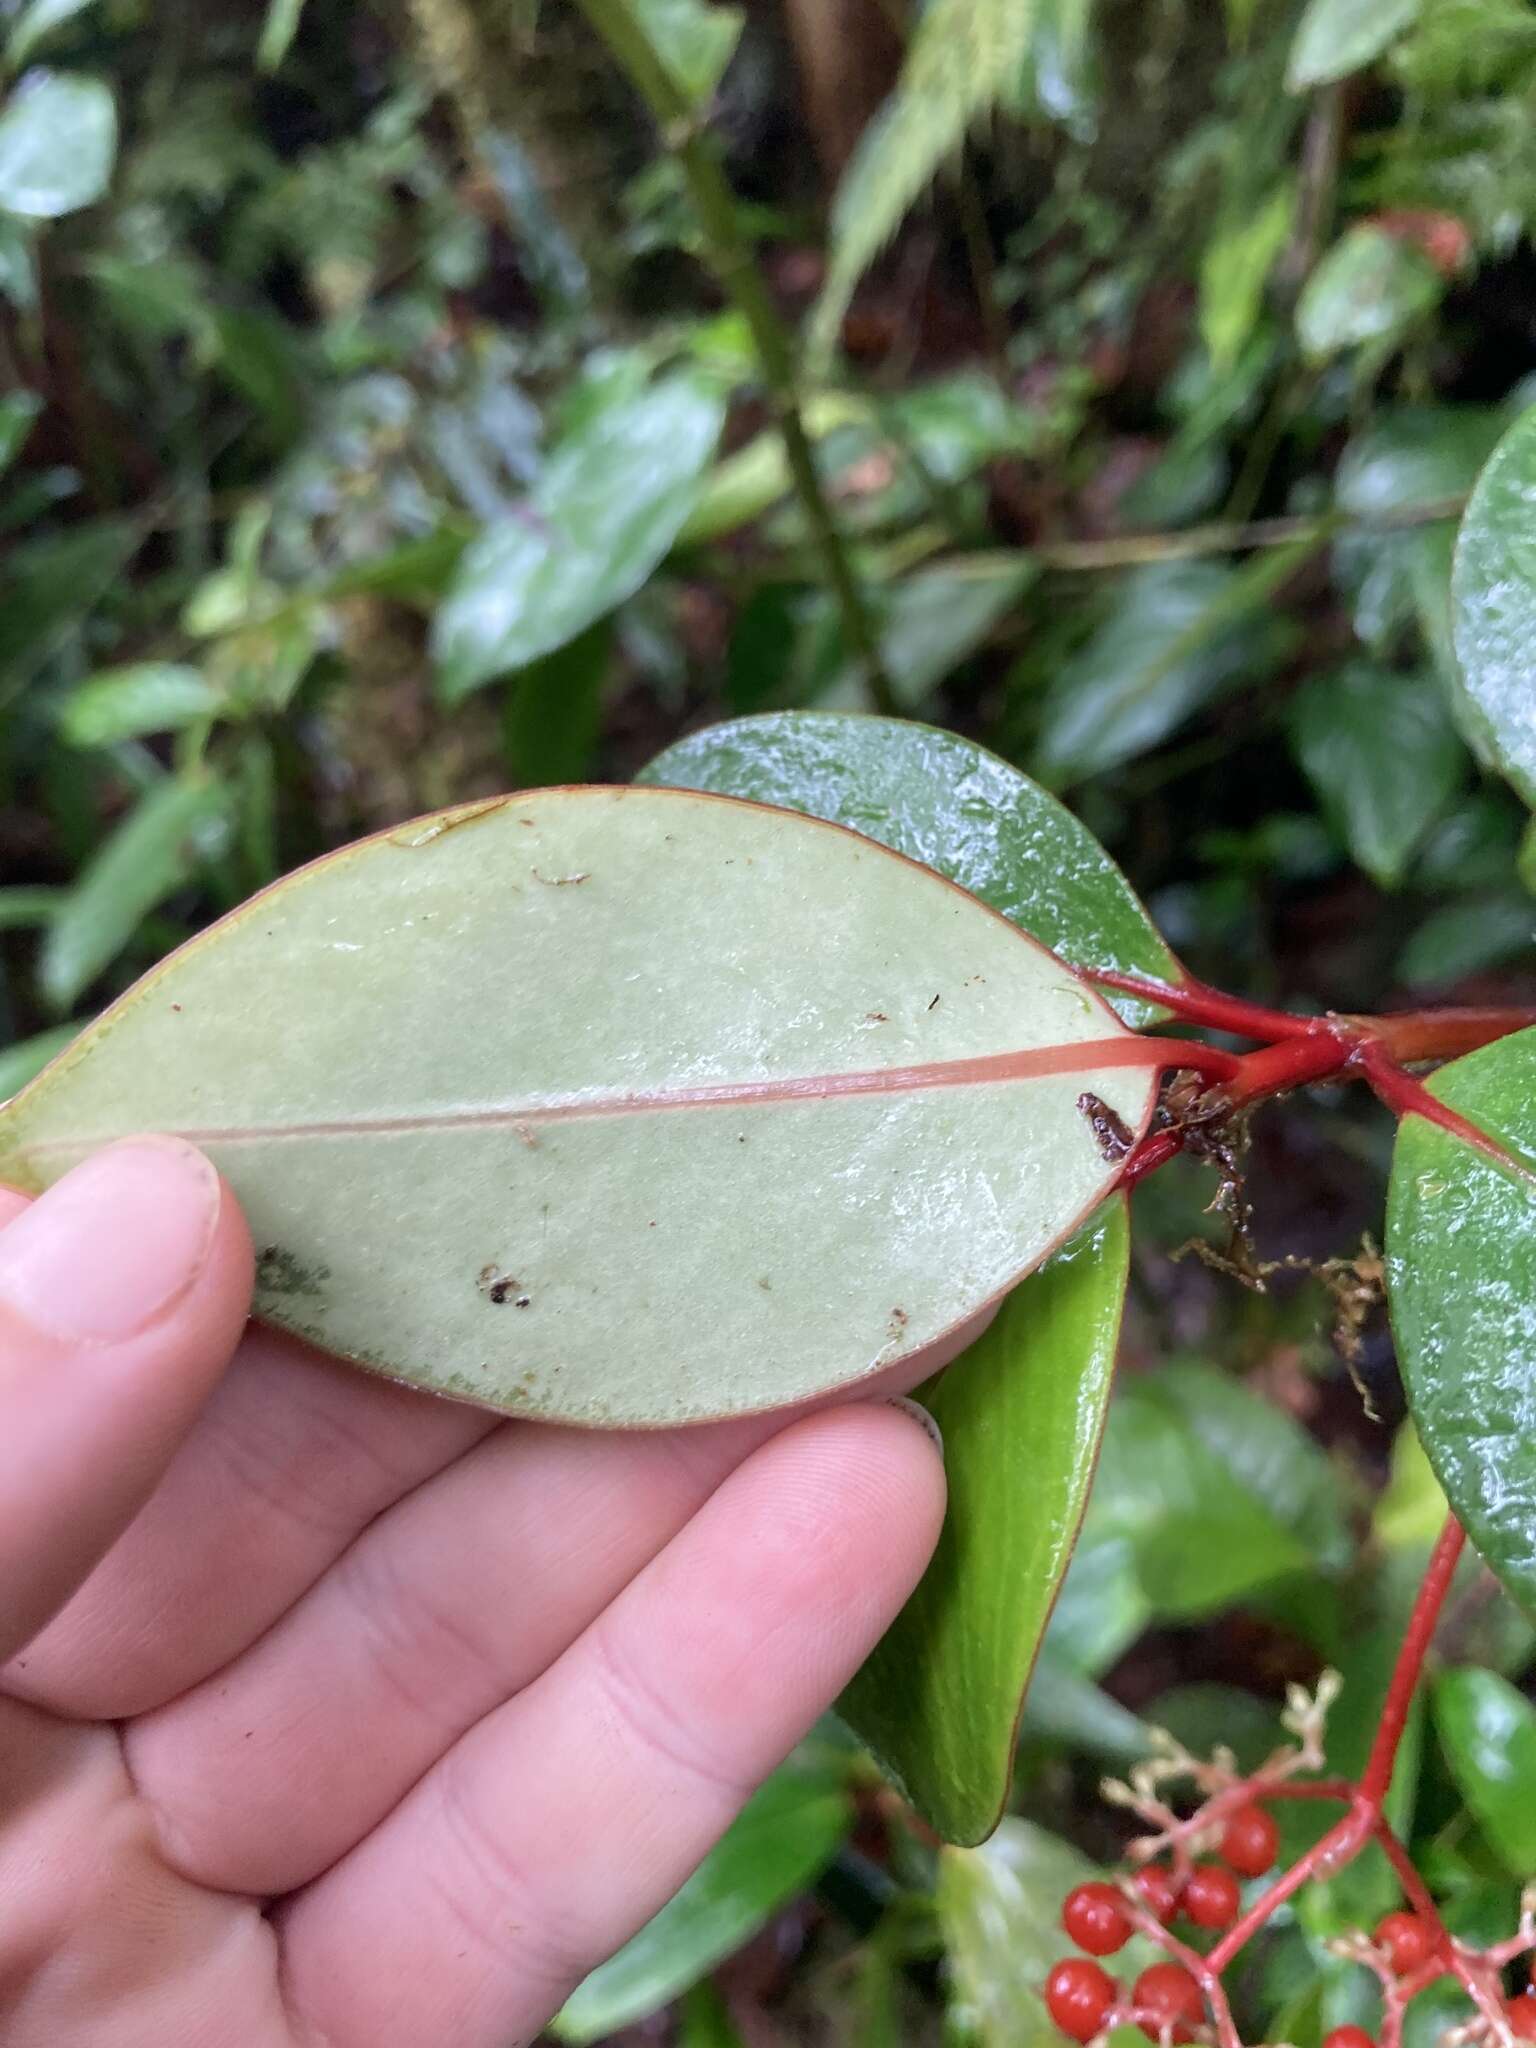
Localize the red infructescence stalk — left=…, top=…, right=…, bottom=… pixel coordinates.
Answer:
left=1049, top=1519, right=1536, bottom=2048
left=1042, top=974, right=1536, bottom=2047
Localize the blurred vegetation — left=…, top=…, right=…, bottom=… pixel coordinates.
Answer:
left=4, top=0, right=1536, bottom=2040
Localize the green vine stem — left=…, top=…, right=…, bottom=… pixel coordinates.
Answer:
left=573, top=0, right=899, bottom=715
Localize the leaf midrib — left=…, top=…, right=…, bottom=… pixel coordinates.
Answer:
left=22, top=1033, right=1161, bottom=1151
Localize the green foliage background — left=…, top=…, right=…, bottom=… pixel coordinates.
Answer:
left=4, top=0, right=1536, bottom=2039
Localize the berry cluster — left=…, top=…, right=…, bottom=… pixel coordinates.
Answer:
left=1041, top=1657, right=1536, bottom=2048
left=1046, top=1804, right=1278, bottom=2043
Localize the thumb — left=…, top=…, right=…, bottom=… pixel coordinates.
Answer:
left=0, top=1136, right=253, bottom=1663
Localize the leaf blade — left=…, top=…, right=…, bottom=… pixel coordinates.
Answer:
left=3, top=787, right=1156, bottom=1427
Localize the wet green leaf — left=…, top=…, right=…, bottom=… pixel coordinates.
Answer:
left=1289, top=662, right=1466, bottom=888
left=0, top=518, right=134, bottom=704
left=1200, top=184, right=1293, bottom=371
left=1297, top=226, right=1440, bottom=361
left=1149, top=1359, right=1353, bottom=1571
left=1021, top=1650, right=1151, bottom=1763
left=38, top=774, right=230, bottom=1011
left=1434, top=1669, right=1536, bottom=1875
left=1398, top=892, right=1534, bottom=987
left=1336, top=406, right=1509, bottom=519
left=1286, top=0, right=1420, bottom=90
left=503, top=620, right=611, bottom=788
left=0, top=388, right=39, bottom=473
left=1033, top=556, right=1296, bottom=788
left=643, top=712, right=1179, bottom=1026
left=632, top=0, right=744, bottom=108
left=433, top=373, right=723, bottom=700
left=643, top=712, right=1164, bottom=1834
left=0, top=886, right=61, bottom=931
left=1452, top=403, right=1536, bottom=807
left=5, top=0, right=97, bottom=67
left=841, top=1206, right=1129, bottom=1842
left=256, top=0, right=307, bottom=72
left=61, top=663, right=223, bottom=747
left=1374, top=1424, right=1449, bottom=1548
left=1079, top=1374, right=1317, bottom=1622
left=1388, top=1029, right=1536, bottom=1611
left=0, top=69, right=115, bottom=216
left=551, top=1757, right=849, bottom=2042
left=823, top=559, right=1035, bottom=711
left=2, top=788, right=1156, bottom=1425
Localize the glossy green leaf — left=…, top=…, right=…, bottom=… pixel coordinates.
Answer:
left=1398, top=892, right=1534, bottom=987
left=1336, top=405, right=1509, bottom=519
left=551, top=1756, right=849, bottom=2042
left=0, top=885, right=61, bottom=930
left=433, top=374, right=723, bottom=701
left=1021, top=1646, right=1151, bottom=1764
left=1434, top=1669, right=1536, bottom=1875
left=808, top=0, right=1040, bottom=362
left=643, top=712, right=1180, bottom=1026
left=939, top=1819, right=1154, bottom=2048
left=1451, top=402, right=1536, bottom=806
left=1, top=787, right=1157, bottom=1425
left=256, top=0, right=307, bottom=72
left=1034, top=556, right=1297, bottom=788
left=1289, top=662, right=1465, bottom=888
left=1374, top=1424, right=1449, bottom=1549
left=1388, top=1029, right=1536, bottom=1610
left=0, top=69, right=115, bottom=216
left=0, top=388, right=39, bottom=473
left=61, top=663, right=223, bottom=747
left=503, top=620, right=611, bottom=787
left=632, top=0, right=744, bottom=108
left=840, top=1205, right=1130, bottom=1843
left=1078, top=1375, right=1316, bottom=1623
left=1286, top=0, right=1420, bottom=89
left=1149, top=1358, right=1352, bottom=1572
left=0, top=1024, right=77, bottom=1102
left=820, top=559, right=1034, bottom=712
left=38, top=773, right=230, bottom=1011
left=643, top=710, right=1155, bottom=1834
left=0, top=518, right=134, bottom=705
left=1200, top=184, right=1293, bottom=371
left=5, top=0, right=97, bottom=67
left=1296, top=226, right=1440, bottom=362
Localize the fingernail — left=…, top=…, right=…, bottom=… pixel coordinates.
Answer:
left=887, top=1397, right=944, bottom=1458
left=0, top=1137, right=219, bottom=1344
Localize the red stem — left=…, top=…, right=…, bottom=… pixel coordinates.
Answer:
left=1360, top=1514, right=1466, bottom=1805
left=1357, top=1006, right=1536, bottom=1063
left=1088, top=968, right=1317, bottom=1042
left=1358, top=1042, right=1536, bottom=1188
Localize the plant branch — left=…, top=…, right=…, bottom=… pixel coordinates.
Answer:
left=575, top=0, right=898, bottom=714
left=1035, top=494, right=1465, bottom=573
left=1362, top=1515, right=1466, bottom=1804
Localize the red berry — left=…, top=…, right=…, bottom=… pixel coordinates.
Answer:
left=1181, top=1863, right=1241, bottom=1931
left=1374, top=1910, right=1435, bottom=1976
left=1220, top=1803, right=1279, bottom=1878
left=1132, top=1962, right=1204, bottom=2043
left=1505, top=1997, right=1536, bottom=2042
left=1322, top=2028, right=1376, bottom=2048
left=1046, top=1958, right=1117, bottom=2042
left=1063, top=1882, right=1132, bottom=1957
left=1133, top=1864, right=1181, bottom=1924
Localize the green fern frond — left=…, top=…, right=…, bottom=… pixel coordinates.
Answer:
left=808, top=0, right=1039, bottom=364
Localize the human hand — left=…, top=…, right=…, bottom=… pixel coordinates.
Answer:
left=0, top=1137, right=945, bottom=2048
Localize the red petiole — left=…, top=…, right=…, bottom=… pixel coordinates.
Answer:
left=1084, top=966, right=1536, bottom=1190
